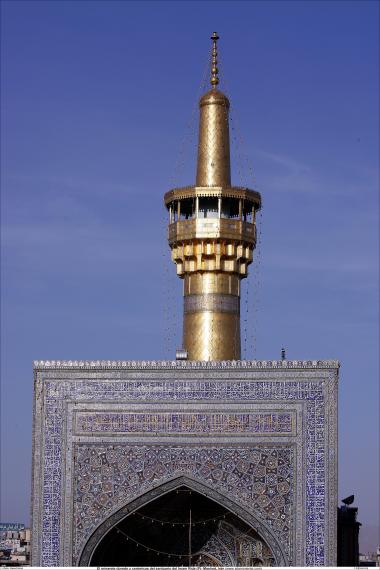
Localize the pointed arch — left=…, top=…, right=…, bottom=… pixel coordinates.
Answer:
left=78, top=475, right=288, bottom=566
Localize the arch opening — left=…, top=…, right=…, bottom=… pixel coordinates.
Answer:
left=86, top=484, right=277, bottom=567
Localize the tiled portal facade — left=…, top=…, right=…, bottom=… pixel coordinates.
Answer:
left=31, top=359, right=338, bottom=566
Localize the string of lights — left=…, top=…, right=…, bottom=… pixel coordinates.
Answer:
left=233, top=119, right=262, bottom=359
left=115, top=525, right=192, bottom=558
left=162, top=201, right=171, bottom=359
left=244, top=278, right=249, bottom=359
left=217, top=56, right=263, bottom=362
left=169, top=49, right=210, bottom=188
left=230, top=106, right=264, bottom=360
left=164, top=48, right=212, bottom=359
left=252, top=208, right=263, bottom=358
left=132, top=510, right=227, bottom=526
left=163, top=36, right=262, bottom=362
left=115, top=521, right=260, bottom=560
left=221, top=61, right=263, bottom=361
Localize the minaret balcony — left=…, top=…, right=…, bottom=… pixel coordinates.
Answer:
left=168, top=218, right=257, bottom=246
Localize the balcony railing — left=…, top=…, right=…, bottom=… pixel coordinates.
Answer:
left=168, top=218, right=256, bottom=244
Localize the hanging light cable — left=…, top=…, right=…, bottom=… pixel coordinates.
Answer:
left=132, top=509, right=227, bottom=525
left=116, top=525, right=195, bottom=558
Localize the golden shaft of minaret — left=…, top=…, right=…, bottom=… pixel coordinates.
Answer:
left=195, top=33, right=231, bottom=187
left=164, top=33, right=261, bottom=361
left=182, top=272, right=241, bottom=361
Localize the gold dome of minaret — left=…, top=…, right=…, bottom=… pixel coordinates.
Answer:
left=164, top=33, right=261, bottom=361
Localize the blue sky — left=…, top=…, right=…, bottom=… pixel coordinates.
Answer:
left=1, top=0, right=379, bottom=553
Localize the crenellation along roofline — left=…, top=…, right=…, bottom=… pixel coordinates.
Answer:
left=33, top=359, right=339, bottom=370
left=164, top=186, right=262, bottom=208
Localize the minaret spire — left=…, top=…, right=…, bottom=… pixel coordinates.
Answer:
left=210, top=32, right=220, bottom=88
left=164, top=33, right=262, bottom=361
left=196, top=33, right=230, bottom=188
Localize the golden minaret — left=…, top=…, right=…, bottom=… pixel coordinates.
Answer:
left=164, top=33, right=261, bottom=361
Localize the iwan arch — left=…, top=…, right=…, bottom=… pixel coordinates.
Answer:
left=79, top=476, right=289, bottom=566
left=31, top=33, right=338, bottom=567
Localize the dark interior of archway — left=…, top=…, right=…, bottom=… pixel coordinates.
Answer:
left=90, top=485, right=259, bottom=566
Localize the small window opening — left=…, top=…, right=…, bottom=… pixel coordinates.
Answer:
left=243, top=201, right=254, bottom=223
left=198, top=197, right=218, bottom=218
left=172, top=201, right=178, bottom=222
left=179, top=198, right=194, bottom=220
left=221, top=197, right=240, bottom=219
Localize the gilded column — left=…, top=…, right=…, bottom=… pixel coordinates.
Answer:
left=164, top=33, right=261, bottom=360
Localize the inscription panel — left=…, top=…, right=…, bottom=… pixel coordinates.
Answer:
left=75, top=411, right=294, bottom=436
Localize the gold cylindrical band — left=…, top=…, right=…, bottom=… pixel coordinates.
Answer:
left=183, top=309, right=241, bottom=361
left=184, top=273, right=240, bottom=296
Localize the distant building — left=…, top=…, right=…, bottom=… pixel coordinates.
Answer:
left=0, top=525, right=24, bottom=533
left=0, top=525, right=30, bottom=566
left=359, top=552, right=377, bottom=567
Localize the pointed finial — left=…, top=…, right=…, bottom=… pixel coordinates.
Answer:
left=210, top=32, right=220, bottom=88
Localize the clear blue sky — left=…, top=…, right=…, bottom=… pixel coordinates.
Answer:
left=1, top=0, right=379, bottom=553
